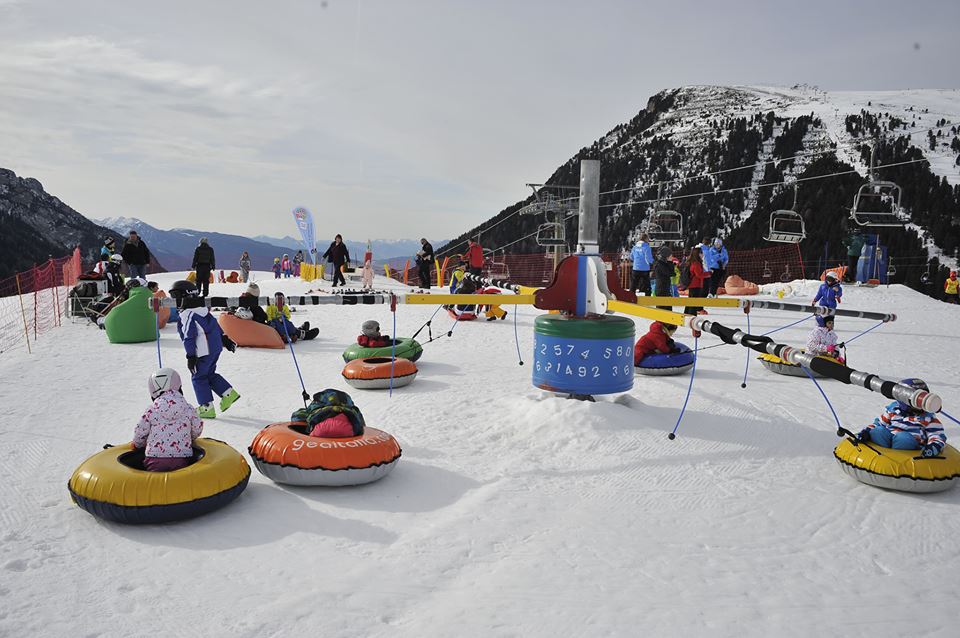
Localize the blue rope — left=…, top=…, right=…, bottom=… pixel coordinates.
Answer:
left=940, top=410, right=960, bottom=428
left=154, top=305, right=162, bottom=368
left=389, top=303, right=397, bottom=397
left=800, top=364, right=842, bottom=430
left=740, top=312, right=750, bottom=388
left=279, top=315, right=309, bottom=406
left=513, top=304, right=523, bottom=366
left=669, top=334, right=698, bottom=440
left=761, top=314, right=814, bottom=337
left=843, top=320, right=885, bottom=346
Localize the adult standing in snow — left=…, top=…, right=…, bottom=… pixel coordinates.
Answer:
left=238, top=251, right=251, bottom=283
left=293, top=250, right=304, bottom=277
left=842, top=229, right=864, bottom=283
left=192, top=237, right=216, bottom=298
left=629, top=233, right=653, bottom=297
left=417, top=238, right=434, bottom=289
left=465, top=238, right=484, bottom=277
left=709, top=238, right=729, bottom=297
left=322, top=235, right=350, bottom=287
left=121, top=230, right=151, bottom=280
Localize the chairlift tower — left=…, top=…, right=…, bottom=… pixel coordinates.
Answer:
left=520, top=183, right=578, bottom=271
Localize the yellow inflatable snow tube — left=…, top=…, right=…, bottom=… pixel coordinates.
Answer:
left=68, top=438, right=250, bottom=524
left=834, top=438, right=960, bottom=493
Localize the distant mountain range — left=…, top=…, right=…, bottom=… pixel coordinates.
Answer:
left=95, top=217, right=447, bottom=271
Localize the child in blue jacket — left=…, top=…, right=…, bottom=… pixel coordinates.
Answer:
left=813, top=271, right=843, bottom=313
left=170, top=280, right=240, bottom=419
left=857, top=378, right=945, bottom=457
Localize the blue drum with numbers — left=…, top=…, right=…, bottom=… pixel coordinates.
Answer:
left=532, top=314, right=635, bottom=395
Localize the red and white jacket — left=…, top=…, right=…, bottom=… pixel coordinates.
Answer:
left=133, top=391, right=203, bottom=458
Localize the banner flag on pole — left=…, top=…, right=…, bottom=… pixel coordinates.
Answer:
left=292, top=207, right=316, bottom=264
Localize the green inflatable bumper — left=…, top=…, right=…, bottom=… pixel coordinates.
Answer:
left=104, top=288, right=158, bottom=344
left=342, top=337, right=422, bottom=363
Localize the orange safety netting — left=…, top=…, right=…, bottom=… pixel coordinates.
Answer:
left=0, top=248, right=82, bottom=355
left=384, top=245, right=803, bottom=290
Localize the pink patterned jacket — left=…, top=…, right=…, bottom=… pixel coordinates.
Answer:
left=133, top=391, right=203, bottom=458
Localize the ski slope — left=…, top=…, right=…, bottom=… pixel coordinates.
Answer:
left=2, top=273, right=959, bottom=637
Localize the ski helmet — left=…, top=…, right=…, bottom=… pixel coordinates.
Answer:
left=825, top=271, right=838, bottom=283
left=169, top=280, right=199, bottom=308
left=148, top=368, right=182, bottom=399
left=235, top=307, right=253, bottom=320
left=110, top=253, right=123, bottom=264
left=897, top=378, right=929, bottom=412
left=125, top=278, right=142, bottom=290
left=815, top=315, right=834, bottom=328
left=361, top=320, right=380, bottom=337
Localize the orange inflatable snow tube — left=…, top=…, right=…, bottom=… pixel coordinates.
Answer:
left=820, top=266, right=847, bottom=281
left=218, top=313, right=285, bottom=349
left=342, top=357, right=418, bottom=390
left=226, top=271, right=240, bottom=283
left=249, top=422, right=402, bottom=486
left=723, top=275, right=760, bottom=296
left=153, top=290, right=171, bottom=328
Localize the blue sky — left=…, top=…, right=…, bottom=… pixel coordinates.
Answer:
left=1, top=0, right=957, bottom=239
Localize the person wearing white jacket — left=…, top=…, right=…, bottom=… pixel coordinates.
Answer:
left=131, top=368, right=203, bottom=472
left=806, top=315, right=840, bottom=358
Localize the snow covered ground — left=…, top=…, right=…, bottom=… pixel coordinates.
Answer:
left=2, top=272, right=959, bottom=637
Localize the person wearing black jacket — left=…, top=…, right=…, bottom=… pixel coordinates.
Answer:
left=416, top=237, right=434, bottom=289
left=120, top=230, right=151, bottom=279
left=192, top=237, right=216, bottom=297
left=322, top=234, right=350, bottom=287
left=653, top=245, right=676, bottom=311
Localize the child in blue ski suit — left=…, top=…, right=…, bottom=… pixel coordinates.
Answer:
left=857, top=379, right=945, bottom=457
left=171, top=281, right=240, bottom=419
left=813, top=271, right=843, bottom=309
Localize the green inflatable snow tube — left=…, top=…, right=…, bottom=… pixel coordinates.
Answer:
left=104, top=287, right=158, bottom=344
left=342, top=337, right=422, bottom=363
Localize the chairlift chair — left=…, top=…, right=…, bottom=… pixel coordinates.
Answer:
left=642, top=210, right=684, bottom=247
left=765, top=184, right=806, bottom=243
left=849, top=144, right=907, bottom=228
left=483, top=248, right=511, bottom=280
left=762, top=261, right=773, bottom=279
left=780, top=264, right=792, bottom=283
left=536, top=222, right=566, bottom=247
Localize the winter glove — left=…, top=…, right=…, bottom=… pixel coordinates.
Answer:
left=186, top=355, right=198, bottom=375
left=836, top=342, right=845, bottom=349
left=921, top=445, right=939, bottom=458
left=855, top=428, right=872, bottom=444
left=221, top=334, right=237, bottom=353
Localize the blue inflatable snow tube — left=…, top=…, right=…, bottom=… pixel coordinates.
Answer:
left=635, top=343, right=695, bottom=377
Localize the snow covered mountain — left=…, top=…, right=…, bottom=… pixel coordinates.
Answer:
left=442, top=85, right=960, bottom=293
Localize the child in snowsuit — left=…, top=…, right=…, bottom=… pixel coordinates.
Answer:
left=357, top=320, right=392, bottom=348
left=813, top=271, right=843, bottom=313
left=449, top=265, right=477, bottom=314
left=132, top=368, right=203, bottom=472
left=272, top=258, right=282, bottom=279
left=171, top=281, right=240, bottom=419
left=281, top=254, right=293, bottom=278
left=634, top=321, right=681, bottom=366
left=944, top=271, right=959, bottom=304
left=857, top=378, right=946, bottom=457
left=237, top=282, right=268, bottom=323
left=267, top=292, right=317, bottom=342
left=806, top=315, right=843, bottom=362
left=653, top=245, right=676, bottom=310
left=361, top=259, right=374, bottom=290
left=291, top=389, right=365, bottom=438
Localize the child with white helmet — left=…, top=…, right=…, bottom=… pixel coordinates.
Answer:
left=813, top=271, right=843, bottom=319
left=131, top=368, right=203, bottom=472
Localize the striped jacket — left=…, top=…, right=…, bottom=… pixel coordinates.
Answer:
left=864, top=402, right=946, bottom=454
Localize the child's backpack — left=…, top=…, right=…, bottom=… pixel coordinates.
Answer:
left=679, top=260, right=692, bottom=288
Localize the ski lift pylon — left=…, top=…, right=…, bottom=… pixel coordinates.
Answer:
left=765, top=183, right=806, bottom=244
left=849, top=143, right=907, bottom=228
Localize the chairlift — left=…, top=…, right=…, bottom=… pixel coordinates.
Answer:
left=765, top=184, right=806, bottom=243
left=886, top=262, right=896, bottom=279
left=536, top=221, right=566, bottom=247
left=849, top=143, right=907, bottom=227
left=762, top=261, right=773, bottom=279
left=484, top=248, right=510, bottom=280
left=642, top=183, right=684, bottom=247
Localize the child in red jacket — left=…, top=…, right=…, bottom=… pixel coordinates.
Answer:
left=357, top=320, right=392, bottom=348
left=634, top=321, right=680, bottom=365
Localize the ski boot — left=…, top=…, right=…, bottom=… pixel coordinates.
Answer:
left=197, top=403, right=217, bottom=419
left=220, top=388, right=241, bottom=412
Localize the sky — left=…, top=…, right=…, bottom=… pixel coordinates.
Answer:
left=1, top=0, right=958, bottom=240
